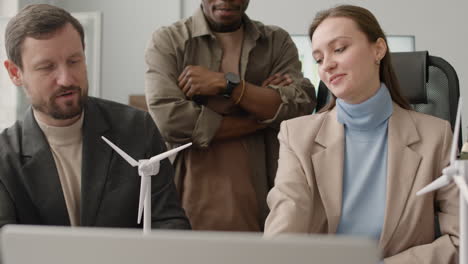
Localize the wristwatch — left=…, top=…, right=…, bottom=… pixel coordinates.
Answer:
left=222, top=72, right=240, bottom=98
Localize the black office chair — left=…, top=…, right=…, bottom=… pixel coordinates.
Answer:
left=315, top=51, right=461, bottom=147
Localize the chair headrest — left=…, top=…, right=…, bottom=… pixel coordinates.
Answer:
left=391, top=51, right=428, bottom=104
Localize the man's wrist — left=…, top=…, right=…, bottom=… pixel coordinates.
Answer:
left=221, top=72, right=240, bottom=98
left=217, top=74, right=227, bottom=94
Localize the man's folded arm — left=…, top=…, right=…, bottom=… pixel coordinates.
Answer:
left=145, top=28, right=223, bottom=148
left=255, top=30, right=317, bottom=128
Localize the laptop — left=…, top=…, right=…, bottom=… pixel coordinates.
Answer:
left=1, top=225, right=380, bottom=264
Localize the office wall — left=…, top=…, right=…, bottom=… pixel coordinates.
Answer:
left=184, top=0, right=468, bottom=139
left=49, top=0, right=181, bottom=104
left=0, top=0, right=18, bottom=16
left=12, top=0, right=466, bottom=138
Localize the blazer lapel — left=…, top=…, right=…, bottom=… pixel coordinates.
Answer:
left=80, top=99, right=112, bottom=226
left=21, top=108, right=70, bottom=225
left=311, top=109, right=345, bottom=233
left=379, top=105, right=422, bottom=249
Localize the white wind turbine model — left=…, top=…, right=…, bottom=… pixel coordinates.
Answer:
left=101, top=136, right=192, bottom=234
left=417, top=98, right=468, bottom=264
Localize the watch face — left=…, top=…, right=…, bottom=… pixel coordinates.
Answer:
left=225, top=72, right=240, bottom=84
left=223, top=72, right=240, bottom=98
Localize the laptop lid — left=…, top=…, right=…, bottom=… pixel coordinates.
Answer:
left=1, top=225, right=380, bottom=264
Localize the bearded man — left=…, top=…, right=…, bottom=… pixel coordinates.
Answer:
left=144, top=0, right=316, bottom=231
left=0, top=4, right=190, bottom=229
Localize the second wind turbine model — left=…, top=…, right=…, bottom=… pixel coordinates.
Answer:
left=417, top=98, right=468, bottom=264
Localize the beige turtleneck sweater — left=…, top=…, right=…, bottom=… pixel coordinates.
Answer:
left=35, top=111, right=83, bottom=226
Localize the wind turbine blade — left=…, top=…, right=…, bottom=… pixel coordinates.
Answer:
left=101, top=136, right=139, bottom=167
left=138, top=176, right=150, bottom=224
left=149, top=143, right=192, bottom=163
left=454, top=176, right=468, bottom=204
left=450, top=98, right=462, bottom=163
left=416, top=174, right=452, bottom=196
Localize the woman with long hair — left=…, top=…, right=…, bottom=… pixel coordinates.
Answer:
left=264, top=5, right=459, bottom=263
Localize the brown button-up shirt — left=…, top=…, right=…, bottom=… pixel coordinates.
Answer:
left=145, top=8, right=316, bottom=231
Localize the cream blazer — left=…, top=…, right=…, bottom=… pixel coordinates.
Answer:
left=265, top=104, right=459, bottom=263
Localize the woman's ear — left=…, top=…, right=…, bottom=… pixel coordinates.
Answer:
left=374, top=37, right=388, bottom=62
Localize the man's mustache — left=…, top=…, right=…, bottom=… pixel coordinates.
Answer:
left=52, top=86, right=81, bottom=98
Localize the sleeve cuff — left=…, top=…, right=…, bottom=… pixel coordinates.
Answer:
left=192, top=106, right=223, bottom=148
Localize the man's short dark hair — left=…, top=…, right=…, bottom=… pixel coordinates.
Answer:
left=4, top=4, right=85, bottom=69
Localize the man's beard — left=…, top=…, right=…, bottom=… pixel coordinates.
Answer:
left=208, top=19, right=243, bottom=33
left=201, top=1, right=248, bottom=33
left=32, top=85, right=88, bottom=120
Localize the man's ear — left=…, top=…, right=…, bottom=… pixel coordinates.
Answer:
left=4, top=60, right=23, bottom=87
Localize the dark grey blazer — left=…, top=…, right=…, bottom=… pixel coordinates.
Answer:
left=0, top=97, right=190, bottom=229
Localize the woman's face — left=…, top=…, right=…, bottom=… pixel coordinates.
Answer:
left=311, top=16, right=386, bottom=104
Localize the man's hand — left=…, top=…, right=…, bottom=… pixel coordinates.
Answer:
left=261, top=73, right=293, bottom=88
left=178, top=65, right=225, bottom=97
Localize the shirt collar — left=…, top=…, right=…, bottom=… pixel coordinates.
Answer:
left=34, top=110, right=84, bottom=146
left=191, top=6, right=263, bottom=41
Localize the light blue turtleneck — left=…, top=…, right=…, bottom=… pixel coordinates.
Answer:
left=335, top=83, right=393, bottom=241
